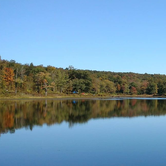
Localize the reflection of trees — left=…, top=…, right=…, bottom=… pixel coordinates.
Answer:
left=1, top=99, right=166, bottom=134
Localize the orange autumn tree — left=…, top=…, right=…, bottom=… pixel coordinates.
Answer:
left=3, top=67, right=15, bottom=90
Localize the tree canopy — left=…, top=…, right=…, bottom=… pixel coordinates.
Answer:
left=0, top=58, right=166, bottom=96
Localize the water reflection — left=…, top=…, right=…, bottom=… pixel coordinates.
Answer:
left=1, top=98, right=166, bottom=134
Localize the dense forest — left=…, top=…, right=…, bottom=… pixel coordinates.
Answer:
left=1, top=57, right=166, bottom=96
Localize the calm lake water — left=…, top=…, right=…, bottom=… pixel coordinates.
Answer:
left=1, top=98, right=166, bottom=166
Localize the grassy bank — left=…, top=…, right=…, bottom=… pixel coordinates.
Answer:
left=0, top=93, right=157, bottom=100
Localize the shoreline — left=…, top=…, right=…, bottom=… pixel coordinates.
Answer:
left=0, top=94, right=165, bottom=100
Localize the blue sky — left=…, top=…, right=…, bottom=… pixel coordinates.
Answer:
left=0, top=0, right=166, bottom=74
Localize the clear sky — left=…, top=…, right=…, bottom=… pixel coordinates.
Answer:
left=0, top=0, right=166, bottom=74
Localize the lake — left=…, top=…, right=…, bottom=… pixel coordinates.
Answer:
left=1, top=98, right=166, bottom=166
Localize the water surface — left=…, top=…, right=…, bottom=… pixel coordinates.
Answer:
left=0, top=98, right=166, bottom=166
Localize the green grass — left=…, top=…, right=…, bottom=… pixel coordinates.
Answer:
left=0, top=92, right=155, bottom=100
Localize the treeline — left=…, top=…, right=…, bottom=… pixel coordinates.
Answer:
left=1, top=99, right=166, bottom=134
left=1, top=58, right=166, bottom=96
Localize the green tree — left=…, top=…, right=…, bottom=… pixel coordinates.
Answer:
left=55, top=70, right=68, bottom=93
left=147, top=82, right=157, bottom=94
